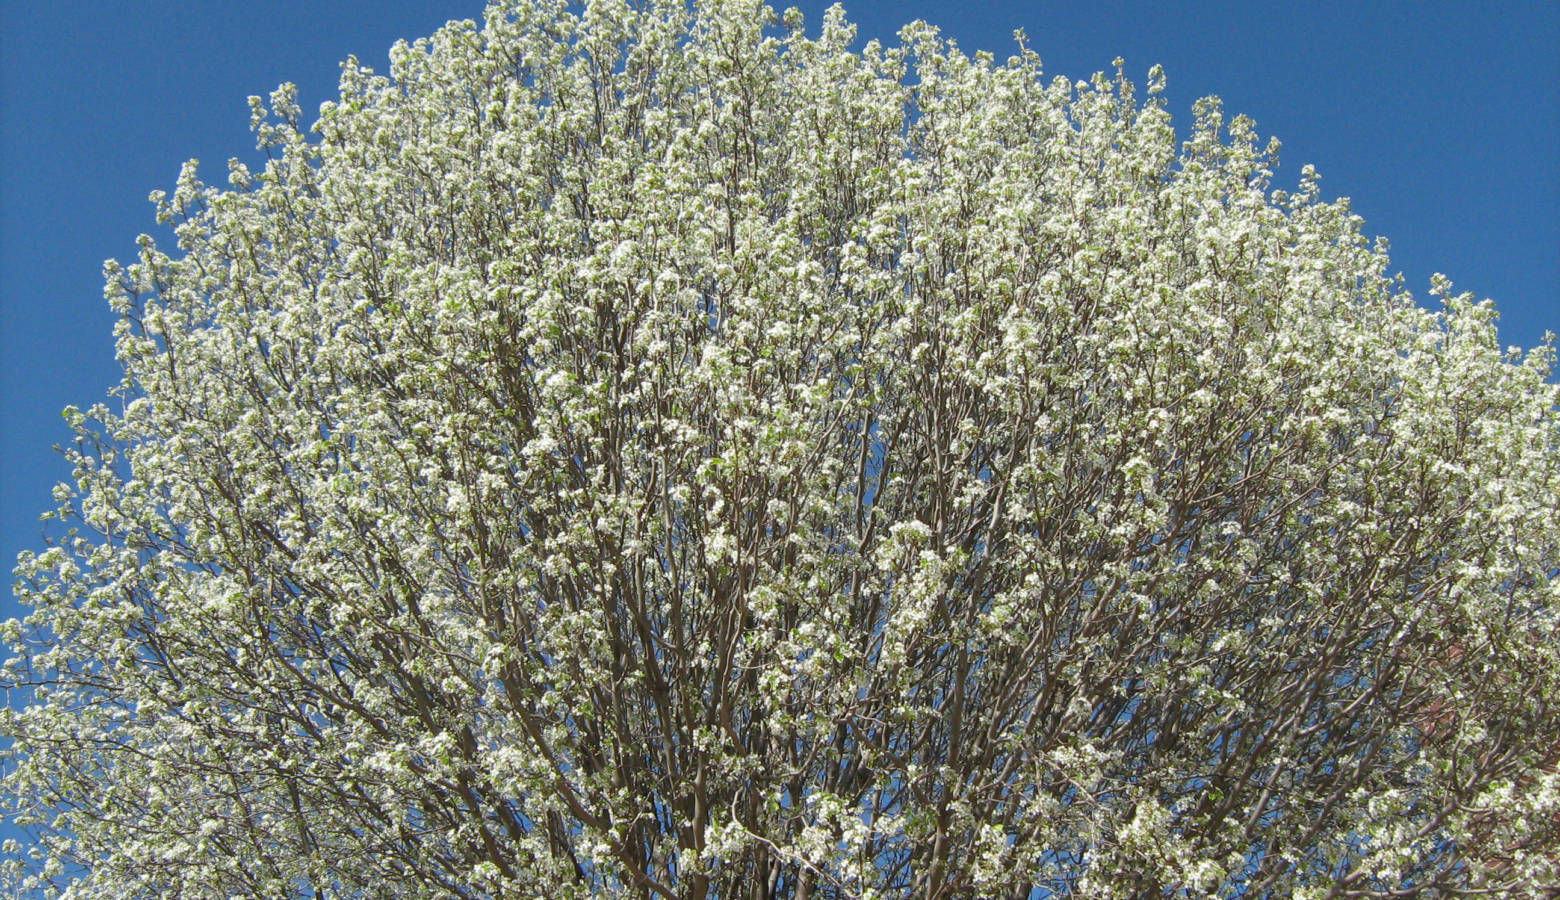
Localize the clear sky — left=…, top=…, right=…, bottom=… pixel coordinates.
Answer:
left=1, top=0, right=1556, bottom=852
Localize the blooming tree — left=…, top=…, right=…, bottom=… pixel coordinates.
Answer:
left=4, top=1, right=1559, bottom=897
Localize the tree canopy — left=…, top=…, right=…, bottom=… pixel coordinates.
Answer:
left=4, top=1, right=1559, bottom=896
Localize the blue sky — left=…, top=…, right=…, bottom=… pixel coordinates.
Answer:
left=0, top=0, right=1556, bottom=855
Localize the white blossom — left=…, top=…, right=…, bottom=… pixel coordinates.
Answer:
left=3, top=1, right=1558, bottom=897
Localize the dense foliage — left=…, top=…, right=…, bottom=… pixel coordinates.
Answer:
left=5, top=1, right=1559, bottom=896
